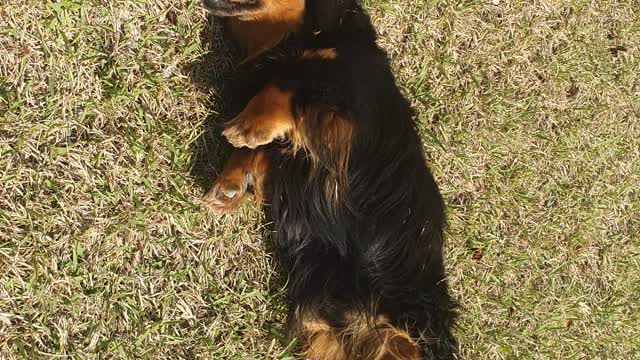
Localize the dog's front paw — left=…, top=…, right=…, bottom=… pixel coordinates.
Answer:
left=222, top=115, right=286, bottom=149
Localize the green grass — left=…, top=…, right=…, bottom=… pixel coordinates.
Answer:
left=1, top=0, right=639, bottom=358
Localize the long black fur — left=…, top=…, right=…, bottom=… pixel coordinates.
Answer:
left=209, top=0, right=458, bottom=357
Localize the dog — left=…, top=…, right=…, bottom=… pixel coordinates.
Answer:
left=201, top=0, right=457, bottom=358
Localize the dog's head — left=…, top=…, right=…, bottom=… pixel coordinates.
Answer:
left=203, top=0, right=356, bottom=30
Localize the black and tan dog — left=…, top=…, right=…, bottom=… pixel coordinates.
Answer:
left=201, top=0, right=457, bottom=358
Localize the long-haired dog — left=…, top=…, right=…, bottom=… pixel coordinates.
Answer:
left=201, top=0, right=457, bottom=358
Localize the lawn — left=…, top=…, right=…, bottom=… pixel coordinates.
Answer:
left=1, top=0, right=639, bottom=358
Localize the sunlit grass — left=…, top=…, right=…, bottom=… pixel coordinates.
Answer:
left=1, top=0, right=638, bottom=358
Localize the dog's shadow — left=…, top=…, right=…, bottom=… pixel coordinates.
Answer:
left=186, top=15, right=237, bottom=190
left=187, top=15, right=270, bottom=188
left=186, top=15, right=293, bottom=356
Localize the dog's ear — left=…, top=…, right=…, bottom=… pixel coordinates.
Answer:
left=309, top=0, right=356, bottom=31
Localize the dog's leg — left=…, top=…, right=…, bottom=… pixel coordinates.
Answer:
left=202, top=147, right=269, bottom=213
left=222, top=77, right=353, bottom=182
left=222, top=83, right=295, bottom=149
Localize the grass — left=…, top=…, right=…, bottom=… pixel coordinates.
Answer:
left=1, top=0, right=638, bottom=358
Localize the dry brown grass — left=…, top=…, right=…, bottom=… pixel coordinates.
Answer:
left=1, top=0, right=639, bottom=358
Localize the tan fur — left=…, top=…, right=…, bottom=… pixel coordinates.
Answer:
left=302, top=48, right=338, bottom=60
left=202, top=148, right=269, bottom=213
left=222, top=83, right=295, bottom=149
left=342, top=313, right=421, bottom=360
left=302, top=318, right=349, bottom=360
left=226, top=0, right=305, bottom=62
left=299, top=311, right=421, bottom=360
left=280, top=110, right=354, bottom=208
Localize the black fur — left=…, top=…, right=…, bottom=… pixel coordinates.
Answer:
left=211, top=0, right=458, bottom=357
left=203, top=0, right=260, bottom=17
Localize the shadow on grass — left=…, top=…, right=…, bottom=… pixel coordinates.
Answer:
left=185, top=15, right=294, bottom=357
left=186, top=15, right=236, bottom=191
